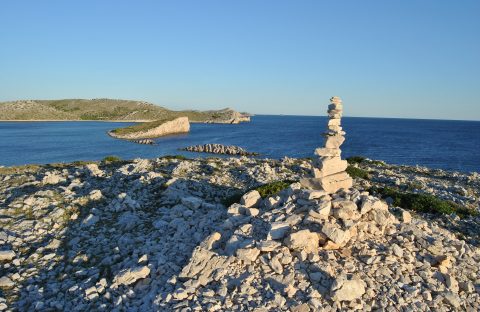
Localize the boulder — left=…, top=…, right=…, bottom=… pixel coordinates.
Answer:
left=236, top=248, right=260, bottom=262
left=401, top=209, right=412, bottom=223
left=321, top=223, right=349, bottom=246
left=0, top=276, right=14, bottom=288
left=308, top=200, right=331, bottom=219
left=181, top=196, right=203, bottom=209
left=0, top=250, right=15, bottom=262
left=284, top=230, right=319, bottom=253
left=81, top=214, right=99, bottom=228
left=330, top=275, right=365, bottom=302
left=268, top=222, right=291, bottom=240
left=240, top=190, right=262, bottom=208
left=331, top=199, right=360, bottom=221
left=112, top=266, right=150, bottom=288
left=42, top=174, right=65, bottom=185
left=360, top=196, right=388, bottom=215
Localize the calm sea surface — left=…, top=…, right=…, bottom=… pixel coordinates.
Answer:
left=0, top=116, right=479, bottom=173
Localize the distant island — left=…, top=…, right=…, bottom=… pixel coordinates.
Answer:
left=0, top=98, right=251, bottom=124
left=0, top=98, right=251, bottom=140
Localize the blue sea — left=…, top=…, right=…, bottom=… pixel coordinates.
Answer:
left=0, top=116, right=479, bottom=173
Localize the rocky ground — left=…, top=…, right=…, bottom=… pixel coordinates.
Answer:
left=0, top=156, right=479, bottom=311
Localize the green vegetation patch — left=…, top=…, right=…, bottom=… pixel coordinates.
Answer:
left=221, top=180, right=295, bottom=207
left=346, top=156, right=366, bottom=164
left=346, top=165, right=370, bottom=180
left=372, top=186, right=477, bottom=218
left=101, top=155, right=122, bottom=164
left=255, top=180, right=294, bottom=198
left=111, top=118, right=176, bottom=136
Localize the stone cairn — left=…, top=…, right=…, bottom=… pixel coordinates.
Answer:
left=300, top=96, right=353, bottom=193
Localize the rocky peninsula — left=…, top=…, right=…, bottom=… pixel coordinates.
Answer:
left=0, top=98, right=479, bottom=311
left=109, top=117, right=190, bottom=140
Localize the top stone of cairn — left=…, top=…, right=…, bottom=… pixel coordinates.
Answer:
left=330, top=96, right=342, bottom=105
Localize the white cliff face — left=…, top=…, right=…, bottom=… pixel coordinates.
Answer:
left=110, top=117, right=190, bottom=139
left=300, top=96, right=353, bottom=194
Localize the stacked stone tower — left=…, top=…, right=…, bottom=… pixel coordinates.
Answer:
left=300, top=96, right=353, bottom=193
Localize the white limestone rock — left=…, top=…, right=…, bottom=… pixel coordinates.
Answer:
left=330, top=275, right=365, bottom=302
left=359, top=196, right=388, bottom=215
left=0, top=277, right=14, bottom=288
left=308, top=200, right=331, bottom=219
left=300, top=172, right=353, bottom=194
left=324, top=135, right=345, bottom=149
left=314, top=147, right=341, bottom=157
left=321, top=223, right=349, bottom=246
left=268, top=222, right=291, bottom=240
left=42, top=173, right=65, bottom=185
left=284, top=230, right=320, bottom=253
left=112, top=266, right=150, bottom=288
left=313, top=157, right=348, bottom=178
left=240, top=190, right=262, bottom=208
left=331, top=199, right=360, bottom=221
left=89, top=190, right=103, bottom=201
left=0, top=250, right=15, bottom=262
left=181, top=196, right=203, bottom=209
left=85, top=163, right=105, bottom=177
left=81, top=214, right=99, bottom=227
left=236, top=248, right=260, bottom=262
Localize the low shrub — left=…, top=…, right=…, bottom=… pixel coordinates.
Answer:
left=101, top=155, right=122, bottom=164
left=221, top=180, right=295, bottom=207
left=346, top=166, right=370, bottom=180
left=371, top=186, right=477, bottom=218
left=255, top=180, right=294, bottom=198
left=346, top=156, right=366, bottom=164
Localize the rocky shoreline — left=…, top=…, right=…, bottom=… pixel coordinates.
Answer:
left=182, top=144, right=259, bottom=156
left=0, top=154, right=479, bottom=311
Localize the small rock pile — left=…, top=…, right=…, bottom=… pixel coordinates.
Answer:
left=301, top=96, right=352, bottom=194
left=132, top=139, right=154, bottom=145
left=182, top=144, right=258, bottom=156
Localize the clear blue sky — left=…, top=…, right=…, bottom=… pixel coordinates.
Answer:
left=1, top=1, right=479, bottom=120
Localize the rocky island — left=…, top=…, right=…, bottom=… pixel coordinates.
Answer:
left=109, top=117, right=190, bottom=140
left=0, top=98, right=479, bottom=311
left=0, top=99, right=250, bottom=124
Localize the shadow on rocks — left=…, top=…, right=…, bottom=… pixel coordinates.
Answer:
left=5, top=161, right=239, bottom=311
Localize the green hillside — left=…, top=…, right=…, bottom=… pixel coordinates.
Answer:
left=0, top=99, right=249, bottom=123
